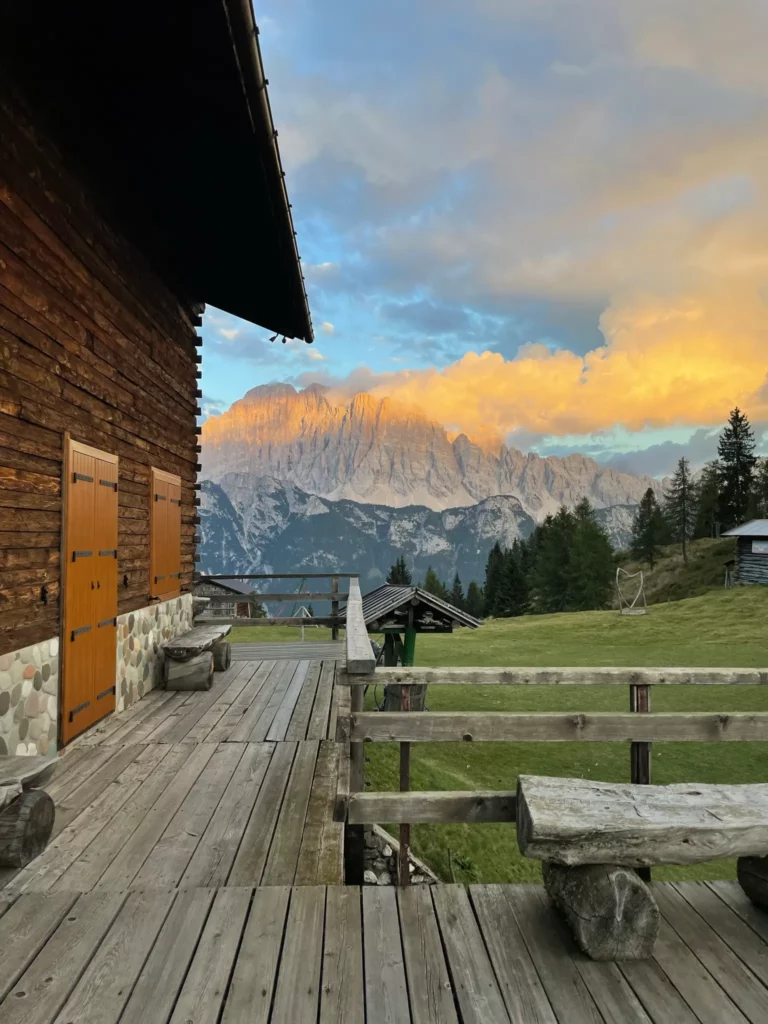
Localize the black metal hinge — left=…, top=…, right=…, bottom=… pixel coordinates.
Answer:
left=96, top=686, right=116, bottom=700
left=70, top=625, right=92, bottom=640
left=73, top=472, right=93, bottom=483
left=155, top=493, right=167, bottom=501
left=69, top=700, right=90, bottom=722
left=99, top=479, right=118, bottom=491
left=155, top=574, right=166, bottom=583
left=170, top=572, right=181, bottom=579
left=72, top=550, right=92, bottom=561
left=99, top=549, right=117, bottom=558
left=97, top=617, right=117, bottom=628
left=170, top=498, right=181, bottom=506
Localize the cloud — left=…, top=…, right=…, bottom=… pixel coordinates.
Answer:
left=299, top=284, right=768, bottom=451
left=320, top=321, right=335, bottom=334
left=218, top=328, right=240, bottom=341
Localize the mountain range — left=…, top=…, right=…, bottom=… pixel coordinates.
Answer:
left=200, top=383, right=661, bottom=518
left=198, top=475, right=638, bottom=589
left=198, top=383, right=660, bottom=585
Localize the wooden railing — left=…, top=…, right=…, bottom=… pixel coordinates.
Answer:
left=336, top=664, right=768, bottom=884
left=196, top=572, right=360, bottom=639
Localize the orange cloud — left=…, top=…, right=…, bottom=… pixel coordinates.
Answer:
left=327, top=286, right=768, bottom=449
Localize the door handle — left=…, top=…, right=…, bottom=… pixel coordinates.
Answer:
left=91, top=581, right=95, bottom=590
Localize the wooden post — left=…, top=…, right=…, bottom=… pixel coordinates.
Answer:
left=345, top=681, right=366, bottom=884
left=630, top=682, right=652, bottom=881
left=398, top=681, right=412, bottom=886
left=331, top=575, right=339, bottom=640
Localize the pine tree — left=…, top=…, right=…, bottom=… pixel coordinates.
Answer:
left=694, top=461, right=720, bottom=538
left=531, top=507, right=575, bottom=612
left=423, top=566, right=447, bottom=599
left=386, top=556, right=412, bottom=585
left=718, top=407, right=757, bottom=528
left=663, top=457, right=697, bottom=563
left=495, top=541, right=529, bottom=616
left=749, top=460, right=768, bottom=519
left=483, top=542, right=505, bottom=616
left=465, top=581, right=485, bottom=618
left=631, top=488, right=665, bottom=568
left=566, top=501, right=614, bottom=610
left=449, top=573, right=465, bottom=610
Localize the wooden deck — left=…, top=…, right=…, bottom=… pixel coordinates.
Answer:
left=1, top=881, right=768, bottom=1022
left=3, top=656, right=768, bottom=1021
left=0, top=660, right=347, bottom=894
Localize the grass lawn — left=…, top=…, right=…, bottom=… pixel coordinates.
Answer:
left=360, top=587, right=768, bottom=884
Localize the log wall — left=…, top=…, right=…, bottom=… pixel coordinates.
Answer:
left=736, top=537, right=768, bottom=586
left=0, top=82, right=200, bottom=657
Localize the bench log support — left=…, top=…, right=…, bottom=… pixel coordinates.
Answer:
left=0, top=789, right=55, bottom=867
left=165, top=651, right=214, bottom=691
left=212, top=640, right=231, bottom=672
left=543, top=862, right=659, bottom=961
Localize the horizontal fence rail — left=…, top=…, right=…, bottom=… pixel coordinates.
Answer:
left=347, top=790, right=518, bottom=825
left=350, top=710, right=768, bottom=743
left=196, top=572, right=350, bottom=639
left=341, top=666, right=768, bottom=686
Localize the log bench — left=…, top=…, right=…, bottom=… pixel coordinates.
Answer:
left=517, top=774, right=768, bottom=961
left=0, top=756, right=57, bottom=867
left=161, top=623, right=232, bottom=690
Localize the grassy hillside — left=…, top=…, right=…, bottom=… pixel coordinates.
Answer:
left=362, top=588, right=768, bottom=884
left=616, top=536, right=737, bottom=605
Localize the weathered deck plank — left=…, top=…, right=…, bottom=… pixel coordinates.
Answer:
left=271, top=886, right=325, bottom=1023
left=262, top=741, right=319, bottom=885
left=0, top=892, right=78, bottom=1001
left=362, top=886, right=411, bottom=1024
left=285, top=660, right=322, bottom=741
left=222, top=886, right=290, bottom=1024
left=320, top=886, right=364, bottom=1024
left=399, top=885, right=458, bottom=1024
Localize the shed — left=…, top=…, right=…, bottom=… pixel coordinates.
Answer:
left=722, top=521, right=768, bottom=586
left=358, top=584, right=480, bottom=666
left=0, top=1, right=310, bottom=746
left=194, top=578, right=257, bottom=619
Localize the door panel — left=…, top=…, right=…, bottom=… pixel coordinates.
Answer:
left=93, top=457, right=118, bottom=720
left=62, top=440, right=118, bottom=743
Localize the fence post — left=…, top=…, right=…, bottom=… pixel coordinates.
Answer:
left=398, top=682, right=411, bottom=886
left=331, top=576, right=339, bottom=640
left=630, top=681, right=652, bottom=881
left=345, top=680, right=366, bottom=884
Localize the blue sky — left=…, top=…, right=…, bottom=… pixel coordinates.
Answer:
left=201, top=0, right=768, bottom=475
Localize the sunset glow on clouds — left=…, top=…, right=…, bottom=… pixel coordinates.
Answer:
left=201, top=0, right=768, bottom=474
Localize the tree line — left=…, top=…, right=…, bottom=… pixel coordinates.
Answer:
left=632, top=407, right=766, bottom=567
left=385, top=407, right=765, bottom=620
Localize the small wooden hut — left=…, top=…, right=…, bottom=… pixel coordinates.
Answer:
left=194, top=578, right=257, bottom=619
left=722, top=520, right=768, bottom=586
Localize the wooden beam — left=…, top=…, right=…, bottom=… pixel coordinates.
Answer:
left=350, top=711, right=768, bottom=743
left=364, top=666, right=768, bottom=687
left=517, top=774, right=768, bottom=866
left=202, top=616, right=339, bottom=626
left=205, top=592, right=339, bottom=602
left=345, top=578, right=375, bottom=676
left=347, top=790, right=517, bottom=824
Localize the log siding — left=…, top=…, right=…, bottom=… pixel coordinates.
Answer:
left=0, top=83, right=200, bottom=657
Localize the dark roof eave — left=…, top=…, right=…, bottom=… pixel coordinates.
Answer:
left=223, top=0, right=313, bottom=342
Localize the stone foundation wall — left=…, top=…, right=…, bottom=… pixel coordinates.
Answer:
left=363, top=824, right=439, bottom=886
left=116, top=594, right=193, bottom=711
left=0, top=638, right=59, bottom=756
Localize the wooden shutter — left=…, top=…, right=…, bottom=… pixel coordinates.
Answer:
left=150, top=468, right=181, bottom=600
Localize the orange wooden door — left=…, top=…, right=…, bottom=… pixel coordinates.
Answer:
left=62, top=438, right=118, bottom=743
left=92, top=455, right=118, bottom=721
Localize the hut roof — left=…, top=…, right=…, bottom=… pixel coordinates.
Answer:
left=722, top=520, right=768, bottom=538
left=358, top=584, right=481, bottom=631
left=0, top=0, right=312, bottom=342
left=199, top=578, right=255, bottom=597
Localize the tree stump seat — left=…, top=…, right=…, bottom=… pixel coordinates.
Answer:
left=517, top=774, right=768, bottom=961
left=161, top=624, right=232, bottom=690
left=0, top=756, right=57, bottom=867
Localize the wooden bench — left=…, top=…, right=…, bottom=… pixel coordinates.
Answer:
left=517, top=774, right=768, bottom=961
left=0, top=756, right=57, bottom=867
left=162, top=623, right=232, bottom=690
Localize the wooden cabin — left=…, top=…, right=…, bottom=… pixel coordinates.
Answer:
left=0, top=1, right=312, bottom=750
left=722, top=520, right=768, bottom=585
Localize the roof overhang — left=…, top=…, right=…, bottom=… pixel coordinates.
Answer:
left=0, top=0, right=313, bottom=342
left=354, top=585, right=482, bottom=632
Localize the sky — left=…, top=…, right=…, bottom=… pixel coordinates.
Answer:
left=201, top=0, right=768, bottom=477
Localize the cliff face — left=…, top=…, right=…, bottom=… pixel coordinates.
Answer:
left=201, top=383, right=661, bottom=518
left=198, top=477, right=537, bottom=587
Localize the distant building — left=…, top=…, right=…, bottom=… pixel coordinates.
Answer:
left=195, top=579, right=257, bottom=618
left=721, top=520, right=768, bottom=585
